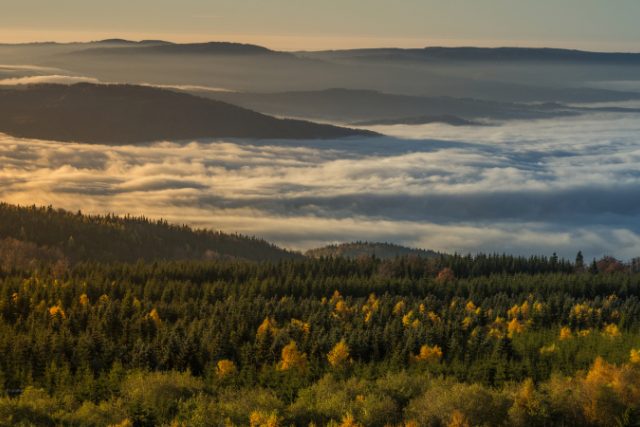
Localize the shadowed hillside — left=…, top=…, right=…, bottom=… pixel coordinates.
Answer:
left=0, top=203, right=300, bottom=264
left=0, top=83, right=375, bottom=143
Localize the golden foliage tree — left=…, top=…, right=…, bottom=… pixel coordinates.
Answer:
left=278, top=341, right=308, bottom=373
left=339, top=412, right=362, bottom=427
left=559, top=326, right=572, bottom=340
left=413, top=345, right=443, bottom=363
left=148, top=308, right=161, bottom=326
left=256, top=317, right=278, bottom=338
left=216, top=359, right=237, bottom=379
left=328, top=339, right=351, bottom=369
left=79, top=293, right=90, bottom=306
left=448, top=410, right=471, bottom=427
left=249, top=410, right=281, bottom=427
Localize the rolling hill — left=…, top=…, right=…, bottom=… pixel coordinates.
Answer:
left=0, top=202, right=301, bottom=264
left=0, top=83, right=375, bottom=143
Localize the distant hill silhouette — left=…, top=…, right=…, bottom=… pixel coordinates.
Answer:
left=0, top=203, right=300, bottom=264
left=0, top=83, right=375, bottom=143
left=210, top=88, right=578, bottom=123
left=306, top=242, right=439, bottom=260
left=352, top=114, right=484, bottom=126
left=71, top=41, right=283, bottom=56
left=306, top=47, right=640, bottom=64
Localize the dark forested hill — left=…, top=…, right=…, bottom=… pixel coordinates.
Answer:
left=0, top=203, right=300, bottom=264
left=0, top=83, right=374, bottom=143
left=306, top=242, right=439, bottom=260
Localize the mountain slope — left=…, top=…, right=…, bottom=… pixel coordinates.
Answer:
left=0, top=203, right=300, bottom=264
left=0, top=83, right=375, bottom=143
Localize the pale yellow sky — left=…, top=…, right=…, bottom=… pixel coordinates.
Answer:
left=0, top=29, right=637, bottom=53
left=1, top=0, right=640, bottom=52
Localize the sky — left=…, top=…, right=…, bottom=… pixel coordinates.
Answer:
left=1, top=0, right=640, bottom=51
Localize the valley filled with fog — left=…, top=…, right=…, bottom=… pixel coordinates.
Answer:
left=1, top=42, right=640, bottom=259
left=2, top=107, right=639, bottom=259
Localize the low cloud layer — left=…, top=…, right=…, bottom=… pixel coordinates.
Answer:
left=0, top=74, right=99, bottom=86
left=1, top=111, right=640, bottom=259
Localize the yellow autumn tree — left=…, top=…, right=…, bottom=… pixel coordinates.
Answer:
left=148, top=308, right=161, bottom=326
left=256, top=317, right=278, bottom=339
left=278, top=341, right=307, bottom=372
left=49, top=304, right=66, bottom=319
left=602, top=323, right=620, bottom=338
left=581, top=357, right=625, bottom=425
left=79, top=293, right=90, bottom=306
left=339, top=413, right=362, bottom=427
left=448, top=410, right=470, bottom=427
left=507, top=318, right=525, bottom=337
left=402, top=311, right=420, bottom=328
left=249, top=410, right=281, bottom=427
left=631, top=348, right=640, bottom=364
left=559, top=326, right=572, bottom=340
left=327, top=339, right=351, bottom=369
left=413, top=344, right=443, bottom=363
left=393, top=300, right=406, bottom=315
left=216, top=359, right=237, bottom=379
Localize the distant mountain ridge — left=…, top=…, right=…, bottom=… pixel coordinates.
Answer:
left=0, top=83, right=375, bottom=143
left=304, top=47, right=640, bottom=64
left=209, top=88, right=579, bottom=123
left=71, top=41, right=283, bottom=56
left=306, top=242, right=439, bottom=260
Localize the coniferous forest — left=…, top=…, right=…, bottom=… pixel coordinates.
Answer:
left=1, top=204, right=640, bottom=426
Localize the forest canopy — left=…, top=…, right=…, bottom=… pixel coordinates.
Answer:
left=0, top=203, right=639, bottom=426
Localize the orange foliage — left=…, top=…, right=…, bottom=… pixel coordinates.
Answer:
left=413, top=344, right=443, bottom=363
left=49, top=305, right=66, bottom=319
left=339, top=413, right=362, bottom=427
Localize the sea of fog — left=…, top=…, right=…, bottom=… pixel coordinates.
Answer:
left=2, top=110, right=640, bottom=259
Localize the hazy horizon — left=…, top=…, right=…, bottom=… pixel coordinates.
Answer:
left=0, top=34, right=639, bottom=54
left=2, top=0, right=640, bottom=52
